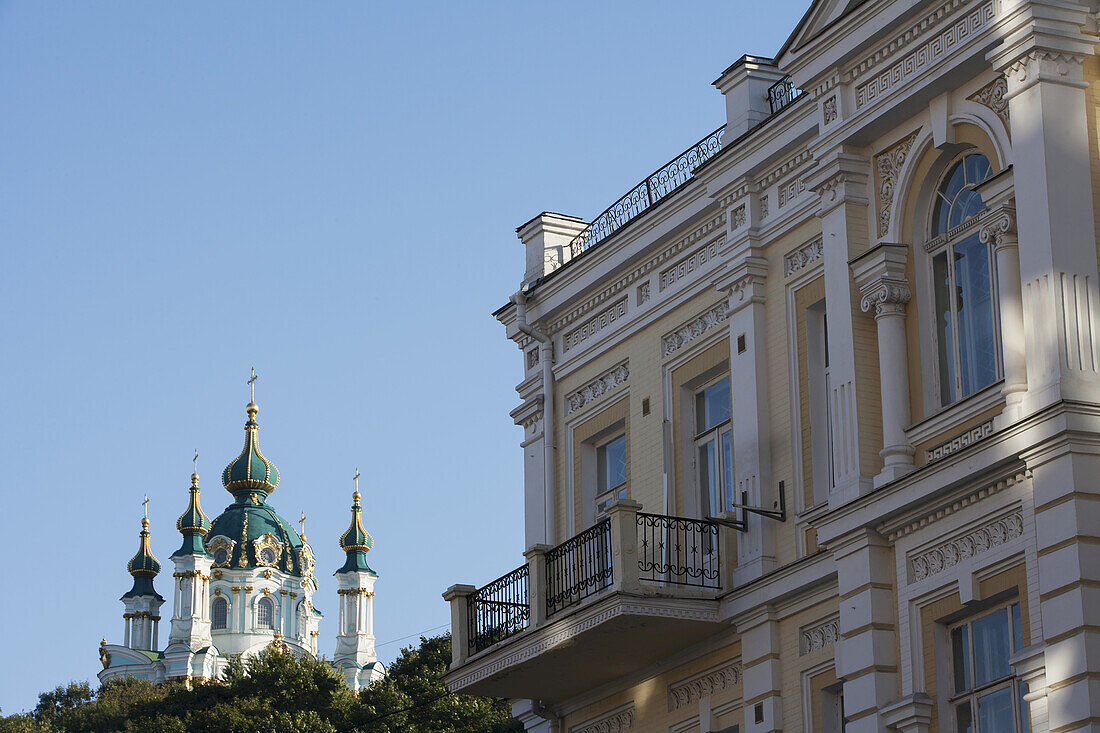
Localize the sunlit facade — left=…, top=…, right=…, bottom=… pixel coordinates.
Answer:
left=443, top=0, right=1100, bottom=730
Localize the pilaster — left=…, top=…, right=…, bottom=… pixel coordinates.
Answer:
left=807, top=150, right=878, bottom=504
left=990, top=2, right=1100, bottom=414
left=737, top=608, right=783, bottom=733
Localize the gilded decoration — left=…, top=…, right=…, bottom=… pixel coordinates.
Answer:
left=968, top=75, right=1009, bottom=129
left=875, top=130, right=919, bottom=237
left=253, top=533, right=283, bottom=567
left=205, top=535, right=236, bottom=568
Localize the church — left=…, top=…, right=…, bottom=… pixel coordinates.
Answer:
left=97, top=390, right=384, bottom=691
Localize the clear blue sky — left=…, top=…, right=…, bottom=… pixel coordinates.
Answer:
left=0, top=0, right=807, bottom=714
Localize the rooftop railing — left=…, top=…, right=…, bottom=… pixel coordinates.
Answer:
left=550, top=75, right=801, bottom=275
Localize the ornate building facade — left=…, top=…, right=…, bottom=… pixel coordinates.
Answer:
left=443, top=0, right=1100, bottom=731
left=98, top=399, right=384, bottom=691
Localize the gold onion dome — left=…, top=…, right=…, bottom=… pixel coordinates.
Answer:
left=221, top=402, right=279, bottom=496
left=337, top=490, right=376, bottom=576
left=124, top=517, right=164, bottom=599
left=175, top=471, right=212, bottom=556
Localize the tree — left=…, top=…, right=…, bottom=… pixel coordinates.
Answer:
left=0, top=635, right=520, bottom=733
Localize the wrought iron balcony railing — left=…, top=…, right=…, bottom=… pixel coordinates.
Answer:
left=637, top=512, right=721, bottom=588
left=467, top=564, right=530, bottom=655
left=544, top=74, right=802, bottom=278
left=546, top=517, right=613, bottom=617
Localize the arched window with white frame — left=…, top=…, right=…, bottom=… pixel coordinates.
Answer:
left=257, top=596, right=275, bottom=630
left=211, top=596, right=228, bottom=630
left=927, top=151, right=999, bottom=406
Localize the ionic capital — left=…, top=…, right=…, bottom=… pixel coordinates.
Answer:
left=850, top=242, right=910, bottom=319
left=860, top=282, right=912, bottom=318
left=979, top=207, right=1017, bottom=251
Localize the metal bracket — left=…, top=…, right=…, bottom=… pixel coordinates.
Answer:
left=707, top=481, right=788, bottom=532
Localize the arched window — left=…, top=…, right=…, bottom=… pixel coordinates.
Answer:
left=928, top=151, right=998, bottom=406
left=257, top=597, right=275, bottom=630
left=211, top=597, right=228, bottom=630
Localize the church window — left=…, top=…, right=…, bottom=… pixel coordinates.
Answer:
left=927, top=152, right=999, bottom=406
left=212, top=597, right=228, bottom=630
left=213, top=547, right=229, bottom=566
left=257, top=597, right=275, bottom=630
left=259, top=547, right=277, bottom=565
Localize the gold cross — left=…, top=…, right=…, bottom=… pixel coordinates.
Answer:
left=353, top=468, right=360, bottom=492
left=142, top=493, right=149, bottom=520
left=248, top=367, right=258, bottom=402
left=299, top=511, right=306, bottom=536
left=193, top=449, right=199, bottom=474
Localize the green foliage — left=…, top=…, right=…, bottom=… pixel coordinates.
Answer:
left=0, top=635, right=520, bottom=733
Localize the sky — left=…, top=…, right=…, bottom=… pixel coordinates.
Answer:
left=0, top=0, right=808, bottom=714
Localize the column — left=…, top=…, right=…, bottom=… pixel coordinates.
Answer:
left=124, top=615, right=131, bottom=648
left=152, top=617, right=159, bottom=649
left=365, top=592, right=374, bottom=637
left=338, top=591, right=345, bottom=634
left=242, top=587, right=252, bottom=632
left=738, top=608, right=782, bottom=733
left=833, top=529, right=899, bottom=733
left=442, top=584, right=476, bottom=668
left=976, top=194, right=1028, bottom=424
left=716, top=244, right=776, bottom=585
left=807, top=151, right=877, bottom=504
left=851, top=243, right=915, bottom=487
left=990, top=3, right=1100, bottom=413
left=231, top=588, right=240, bottom=633
left=358, top=591, right=366, bottom=631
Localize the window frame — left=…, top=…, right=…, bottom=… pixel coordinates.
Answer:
left=947, top=600, right=1027, bottom=732
left=211, top=596, right=229, bottom=631
left=256, top=596, right=276, bottom=630
left=594, top=431, right=628, bottom=517
left=925, top=151, right=1002, bottom=408
left=693, top=375, right=733, bottom=517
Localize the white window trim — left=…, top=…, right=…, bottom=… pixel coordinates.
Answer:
left=693, top=374, right=733, bottom=518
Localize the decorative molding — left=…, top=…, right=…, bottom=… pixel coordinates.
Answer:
left=968, top=75, right=1009, bottom=128
left=925, top=419, right=994, bottom=463
left=860, top=282, right=912, bottom=317
left=572, top=704, right=635, bottom=733
left=760, top=194, right=770, bottom=219
left=881, top=469, right=1028, bottom=541
left=566, top=361, right=629, bottom=415
left=852, top=0, right=997, bottom=108
left=875, top=131, right=920, bottom=237
left=909, top=510, right=1024, bottom=582
left=778, top=177, right=806, bottom=208
left=545, top=214, right=725, bottom=335
left=636, top=281, right=650, bottom=306
left=799, top=616, right=840, bottom=655
left=659, top=238, right=721, bottom=291
left=731, top=204, right=746, bottom=229
left=784, top=236, right=824, bottom=277
left=526, top=348, right=540, bottom=370
left=823, top=95, right=838, bottom=124
left=562, top=298, right=627, bottom=354
left=978, top=207, right=1016, bottom=250
left=668, top=661, right=742, bottom=711
left=662, top=302, right=729, bottom=358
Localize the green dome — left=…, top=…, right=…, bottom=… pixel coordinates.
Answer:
left=337, top=491, right=377, bottom=576
left=206, top=493, right=309, bottom=577
left=174, top=472, right=212, bottom=556
left=123, top=517, right=164, bottom=599
left=221, top=402, right=279, bottom=496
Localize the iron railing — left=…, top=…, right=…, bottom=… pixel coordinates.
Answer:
left=566, top=126, right=726, bottom=263
left=637, top=513, right=721, bottom=588
left=546, top=518, right=613, bottom=617
left=767, top=76, right=802, bottom=114
left=467, top=564, right=530, bottom=655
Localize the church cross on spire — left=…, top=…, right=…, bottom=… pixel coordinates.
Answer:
left=142, top=493, right=149, bottom=520
left=248, top=367, right=258, bottom=403
left=299, top=511, right=307, bottom=537
left=193, top=449, right=199, bottom=474
left=353, top=468, right=361, bottom=492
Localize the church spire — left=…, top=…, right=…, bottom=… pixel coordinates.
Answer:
left=221, top=399, right=280, bottom=498
left=337, top=470, right=376, bottom=575
left=124, top=511, right=163, bottom=600
left=175, top=454, right=211, bottom=556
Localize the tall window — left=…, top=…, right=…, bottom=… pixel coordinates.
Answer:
left=695, top=376, right=732, bottom=516
left=257, top=597, right=275, bottom=630
left=950, top=602, right=1027, bottom=732
left=211, top=597, right=228, bottom=630
left=595, top=433, right=627, bottom=515
left=929, top=152, right=998, bottom=406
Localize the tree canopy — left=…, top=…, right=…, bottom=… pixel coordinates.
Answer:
left=0, top=635, right=520, bottom=733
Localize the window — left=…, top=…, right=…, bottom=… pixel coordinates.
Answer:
left=212, top=547, right=229, bottom=566
left=950, top=602, right=1027, bottom=732
left=928, top=152, right=998, bottom=406
left=257, top=597, right=275, bottom=630
left=211, top=597, right=228, bottom=630
left=695, top=377, right=733, bottom=516
left=259, top=547, right=277, bottom=565
left=594, top=433, right=627, bottom=515
left=806, top=300, right=834, bottom=499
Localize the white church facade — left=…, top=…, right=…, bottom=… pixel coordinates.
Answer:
left=98, top=398, right=384, bottom=691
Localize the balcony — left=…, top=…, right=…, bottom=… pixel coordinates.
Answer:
left=442, top=500, right=734, bottom=701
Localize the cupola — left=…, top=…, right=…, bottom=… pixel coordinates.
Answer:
left=221, top=402, right=280, bottom=497
left=124, top=516, right=163, bottom=600
left=175, top=469, right=211, bottom=556
left=337, top=489, right=376, bottom=575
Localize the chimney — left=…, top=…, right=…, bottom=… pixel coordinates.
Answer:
left=516, top=212, right=589, bottom=286
left=713, top=55, right=790, bottom=140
